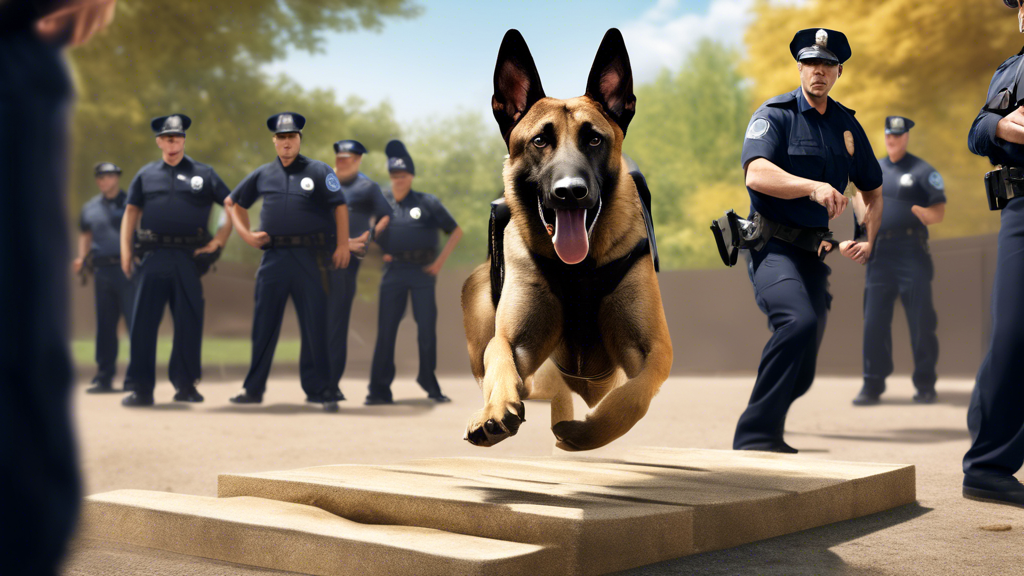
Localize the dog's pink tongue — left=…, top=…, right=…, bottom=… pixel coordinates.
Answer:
left=553, top=209, right=588, bottom=264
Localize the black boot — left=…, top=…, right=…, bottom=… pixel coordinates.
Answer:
left=229, top=390, right=262, bottom=404
left=86, top=379, right=117, bottom=394
left=964, top=474, right=1024, bottom=508
left=121, top=392, right=154, bottom=407
left=173, top=384, right=204, bottom=403
left=852, top=380, right=885, bottom=406
left=913, top=389, right=937, bottom=404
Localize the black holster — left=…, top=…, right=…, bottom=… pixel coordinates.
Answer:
left=711, top=210, right=836, bottom=267
left=984, top=166, right=1024, bottom=211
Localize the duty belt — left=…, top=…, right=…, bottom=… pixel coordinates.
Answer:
left=877, top=228, right=927, bottom=242
left=391, top=249, right=436, bottom=265
left=984, top=165, right=1024, bottom=211
left=135, top=229, right=208, bottom=249
left=265, top=232, right=335, bottom=249
left=92, top=255, right=121, bottom=267
left=711, top=210, right=837, bottom=267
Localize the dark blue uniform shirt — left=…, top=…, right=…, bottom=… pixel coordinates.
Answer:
left=878, top=154, right=946, bottom=235
left=231, top=154, right=346, bottom=236
left=126, top=155, right=230, bottom=236
left=341, top=172, right=391, bottom=237
left=969, top=47, right=1024, bottom=167
left=79, top=191, right=126, bottom=257
left=741, top=88, right=883, bottom=229
left=378, top=190, right=457, bottom=253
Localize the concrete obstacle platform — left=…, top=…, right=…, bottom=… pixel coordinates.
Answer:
left=81, top=448, right=916, bottom=575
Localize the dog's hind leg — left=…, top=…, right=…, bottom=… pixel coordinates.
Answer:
left=461, top=263, right=495, bottom=383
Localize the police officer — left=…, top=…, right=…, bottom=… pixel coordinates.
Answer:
left=120, top=114, right=233, bottom=406
left=852, top=117, right=945, bottom=406
left=962, top=0, right=1024, bottom=508
left=735, top=29, right=883, bottom=453
left=75, top=162, right=135, bottom=393
left=298, top=139, right=390, bottom=392
left=227, top=112, right=349, bottom=411
left=366, top=140, right=462, bottom=405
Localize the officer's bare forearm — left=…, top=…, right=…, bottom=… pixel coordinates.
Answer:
left=744, top=158, right=822, bottom=199
left=229, top=203, right=257, bottom=245
left=374, top=215, right=391, bottom=237
left=77, top=232, right=92, bottom=260
left=860, top=187, right=883, bottom=246
left=436, top=226, right=463, bottom=266
left=120, top=205, right=141, bottom=262
left=334, top=205, right=350, bottom=251
left=212, top=215, right=233, bottom=248
left=912, top=203, right=945, bottom=226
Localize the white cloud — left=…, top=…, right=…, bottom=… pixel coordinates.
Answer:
left=621, top=0, right=809, bottom=82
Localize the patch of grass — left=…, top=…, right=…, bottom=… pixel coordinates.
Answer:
left=71, top=337, right=301, bottom=366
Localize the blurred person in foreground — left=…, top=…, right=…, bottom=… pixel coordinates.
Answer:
left=0, top=0, right=116, bottom=573
left=961, top=0, right=1024, bottom=509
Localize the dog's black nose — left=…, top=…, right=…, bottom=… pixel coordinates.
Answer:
left=553, top=177, right=588, bottom=200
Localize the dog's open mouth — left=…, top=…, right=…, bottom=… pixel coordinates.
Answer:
left=538, top=196, right=602, bottom=265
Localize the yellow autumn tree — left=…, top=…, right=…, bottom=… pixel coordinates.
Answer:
left=745, top=0, right=1020, bottom=238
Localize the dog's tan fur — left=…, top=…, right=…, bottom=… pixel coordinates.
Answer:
left=461, top=35, right=673, bottom=450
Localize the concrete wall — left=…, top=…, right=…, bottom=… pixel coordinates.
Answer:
left=71, top=228, right=999, bottom=379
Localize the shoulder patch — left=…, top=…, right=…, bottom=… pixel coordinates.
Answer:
left=326, top=172, right=341, bottom=192
left=745, top=118, right=770, bottom=140
left=928, top=171, right=944, bottom=191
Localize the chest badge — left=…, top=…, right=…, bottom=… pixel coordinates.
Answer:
left=300, top=177, right=314, bottom=191
left=899, top=173, right=914, bottom=187
left=844, top=131, right=854, bottom=156
left=190, top=176, right=204, bottom=191
left=410, top=207, right=422, bottom=220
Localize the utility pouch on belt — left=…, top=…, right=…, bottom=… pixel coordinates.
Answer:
left=984, top=166, right=1023, bottom=211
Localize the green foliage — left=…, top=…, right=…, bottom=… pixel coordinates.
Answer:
left=624, top=39, right=752, bottom=269
left=67, top=0, right=418, bottom=264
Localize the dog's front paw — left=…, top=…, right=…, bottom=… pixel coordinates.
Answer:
left=464, top=401, right=526, bottom=447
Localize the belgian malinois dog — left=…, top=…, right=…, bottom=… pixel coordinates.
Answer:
left=461, top=28, right=672, bottom=451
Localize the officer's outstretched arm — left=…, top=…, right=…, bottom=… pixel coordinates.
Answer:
left=745, top=158, right=847, bottom=219
left=120, top=205, right=141, bottom=278
left=333, top=205, right=351, bottom=269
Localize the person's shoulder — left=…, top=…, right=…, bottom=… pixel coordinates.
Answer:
left=830, top=98, right=858, bottom=118
left=187, top=156, right=216, bottom=173
left=84, top=193, right=104, bottom=208
left=762, top=89, right=799, bottom=111
left=417, top=191, right=442, bottom=204
left=995, top=49, right=1024, bottom=73
left=305, top=158, right=334, bottom=175
left=136, top=160, right=162, bottom=174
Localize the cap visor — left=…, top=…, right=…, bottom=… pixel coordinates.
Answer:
left=797, top=47, right=839, bottom=63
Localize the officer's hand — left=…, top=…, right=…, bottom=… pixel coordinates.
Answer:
left=250, top=231, right=271, bottom=249
left=72, top=257, right=84, bottom=274
left=36, top=0, right=117, bottom=46
left=332, top=246, right=351, bottom=269
left=996, top=107, right=1024, bottom=145
left=840, top=240, right=870, bottom=265
left=194, top=240, right=222, bottom=256
left=383, top=254, right=394, bottom=263
left=810, top=184, right=847, bottom=220
left=423, top=261, right=443, bottom=276
left=349, top=231, right=370, bottom=255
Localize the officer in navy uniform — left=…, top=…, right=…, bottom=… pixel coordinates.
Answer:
left=298, top=139, right=390, bottom=391
left=120, top=114, right=234, bottom=407
left=962, top=0, right=1024, bottom=508
left=735, top=28, right=883, bottom=452
left=366, top=140, right=462, bottom=405
left=227, top=113, right=350, bottom=411
left=75, top=162, right=136, bottom=393
left=852, top=117, right=945, bottom=406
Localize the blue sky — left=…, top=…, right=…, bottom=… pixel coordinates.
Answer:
left=265, top=0, right=752, bottom=125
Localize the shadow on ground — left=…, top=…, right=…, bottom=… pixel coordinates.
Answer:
left=790, top=428, right=970, bottom=445
left=612, top=503, right=932, bottom=576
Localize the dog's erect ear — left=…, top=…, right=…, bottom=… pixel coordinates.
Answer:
left=492, top=29, right=546, bottom=146
left=585, top=28, right=636, bottom=135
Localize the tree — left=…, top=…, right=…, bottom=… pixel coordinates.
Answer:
left=745, top=0, right=1015, bottom=238
left=67, top=0, right=418, bottom=264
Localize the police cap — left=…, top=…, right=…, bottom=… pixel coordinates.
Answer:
left=333, top=139, right=367, bottom=156
left=385, top=139, right=415, bottom=175
left=94, top=162, right=122, bottom=176
left=884, top=116, right=915, bottom=135
left=150, top=114, right=191, bottom=137
left=267, top=112, right=305, bottom=135
left=790, top=28, right=851, bottom=64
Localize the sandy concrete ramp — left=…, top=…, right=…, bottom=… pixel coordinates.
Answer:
left=217, top=448, right=916, bottom=575
left=80, top=490, right=559, bottom=576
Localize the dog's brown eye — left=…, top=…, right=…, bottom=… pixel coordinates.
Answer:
left=532, top=136, right=546, bottom=148
left=589, top=136, right=602, bottom=147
